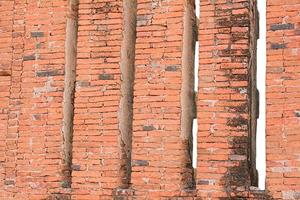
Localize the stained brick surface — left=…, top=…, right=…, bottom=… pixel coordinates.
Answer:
left=197, top=0, right=252, bottom=198
left=0, top=0, right=299, bottom=199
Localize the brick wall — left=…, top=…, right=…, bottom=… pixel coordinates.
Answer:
left=0, top=0, right=14, bottom=195
left=266, top=0, right=300, bottom=199
left=198, top=0, right=254, bottom=198
left=0, top=0, right=299, bottom=199
left=132, top=0, right=186, bottom=198
left=72, top=0, right=122, bottom=198
left=1, top=0, right=67, bottom=199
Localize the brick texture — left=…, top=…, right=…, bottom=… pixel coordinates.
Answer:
left=1, top=0, right=67, bottom=199
left=0, top=0, right=299, bottom=199
left=197, top=0, right=253, bottom=198
left=132, top=0, right=187, bottom=198
left=72, top=1, right=122, bottom=199
left=0, top=0, right=14, bottom=196
left=266, top=0, right=300, bottom=199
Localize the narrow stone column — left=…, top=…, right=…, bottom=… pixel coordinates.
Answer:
left=181, top=0, right=197, bottom=190
left=118, top=0, right=137, bottom=188
left=62, top=0, right=79, bottom=188
left=249, top=0, right=259, bottom=187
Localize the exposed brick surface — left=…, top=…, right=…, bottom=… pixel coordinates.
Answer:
left=72, top=1, right=122, bottom=198
left=266, top=0, right=300, bottom=199
left=0, top=0, right=299, bottom=199
left=0, top=0, right=14, bottom=196
left=131, top=0, right=187, bottom=198
left=197, top=0, right=253, bottom=198
left=1, top=0, right=67, bottom=199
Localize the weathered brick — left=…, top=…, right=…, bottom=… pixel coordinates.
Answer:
left=142, top=125, right=155, bottom=131
left=31, top=31, right=44, bottom=37
left=271, top=43, right=286, bottom=49
left=0, top=70, right=11, bottom=76
left=71, top=164, right=81, bottom=171
left=23, top=54, right=35, bottom=61
left=165, top=65, right=179, bottom=72
left=36, top=70, right=61, bottom=77
left=0, top=0, right=299, bottom=199
left=4, top=180, right=15, bottom=185
left=132, top=160, right=149, bottom=167
left=98, top=73, right=114, bottom=80
left=197, top=179, right=210, bottom=185
left=270, top=23, right=294, bottom=31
